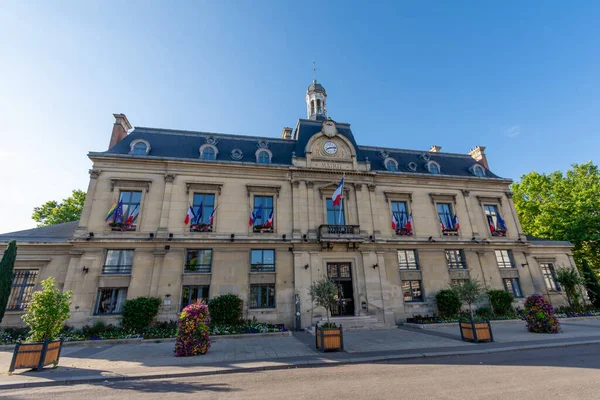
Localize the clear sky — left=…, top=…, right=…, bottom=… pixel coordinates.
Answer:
left=1, top=1, right=598, bottom=232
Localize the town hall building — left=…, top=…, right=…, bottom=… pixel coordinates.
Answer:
left=0, top=80, right=575, bottom=330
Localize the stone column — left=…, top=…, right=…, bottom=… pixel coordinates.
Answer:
left=158, top=174, right=176, bottom=238
left=75, top=170, right=101, bottom=236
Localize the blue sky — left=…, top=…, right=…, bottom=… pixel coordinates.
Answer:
left=0, top=1, right=598, bottom=232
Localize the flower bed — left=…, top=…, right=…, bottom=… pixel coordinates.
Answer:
left=1, top=320, right=288, bottom=346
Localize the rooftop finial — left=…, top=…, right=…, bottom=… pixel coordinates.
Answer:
left=313, top=59, right=317, bottom=82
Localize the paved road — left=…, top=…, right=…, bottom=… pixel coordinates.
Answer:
left=2, top=344, right=599, bottom=400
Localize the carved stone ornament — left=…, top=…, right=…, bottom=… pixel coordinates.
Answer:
left=205, top=136, right=218, bottom=145
left=89, top=169, right=101, bottom=179
left=461, top=190, right=470, bottom=197
left=164, top=174, right=176, bottom=183
left=321, top=120, right=338, bottom=138
left=231, top=149, right=243, bottom=160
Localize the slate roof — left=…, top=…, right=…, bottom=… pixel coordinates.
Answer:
left=307, top=80, right=326, bottom=94
left=525, top=235, right=572, bottom=246
left=0, top=221, right=78, bottom=243
left=91, top=118, right=505, bottom=180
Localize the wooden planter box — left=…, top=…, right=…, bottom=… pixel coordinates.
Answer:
left=459, top=320, right=494, bottom=343
left=315, top=323, right=344, bottom=352
left=9, top=339, right=63, bottom=373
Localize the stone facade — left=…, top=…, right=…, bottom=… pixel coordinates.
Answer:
left=0, top=82, right=576, bottom=329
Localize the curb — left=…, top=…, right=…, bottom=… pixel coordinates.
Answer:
left=0, top=331, right=291, bottom=351
left=2, top=339, right=600, bottom=390
left=403, top=319, right=524, bottom=330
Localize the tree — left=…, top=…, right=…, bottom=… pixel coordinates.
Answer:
left=22, top=277, right=72, bottom=342
left=309, top=278, right=339, bottom=323
left=511, top=162, right=600, bottom=273
left=452, top=278, right=485, bottom=319
left=581, top=258, right=600, bottom=308
left=556, top=267, right=584, bottom=311
left=0, top=240, right=17, bottom=324
left=32, top=189, right=86, bottom=227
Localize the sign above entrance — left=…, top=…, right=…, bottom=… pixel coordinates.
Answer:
left=312, top=161, right=353, bottom=170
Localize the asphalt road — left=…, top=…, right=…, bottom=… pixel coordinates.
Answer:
left=3, top=344, right=600, bottom=400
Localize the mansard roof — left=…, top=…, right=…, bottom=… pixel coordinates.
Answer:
left=92, top=119, right=504, bottom=179
left=0, top=221, right=78, bottom=243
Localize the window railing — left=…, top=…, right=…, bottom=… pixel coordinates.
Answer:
left=491, top=229, right=507, bottom=237
left=102, top=265, right=132, bottom=275
left=190, top=223, right=213, bottom=232
left=109, top=222, right=136, bottom=232
left=442, top=227, right=459, bottom=236
left=319, top=224, right=360, bottom=235
left=250, top=264, right=275, bottom=273
left=252, top=224, right=274, bottom=233
left=395, top=227, right=413, bottom=236
left=184, top=263, right=212, bottom=273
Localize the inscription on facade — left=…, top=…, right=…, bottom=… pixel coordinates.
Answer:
left=312, top=161, right=352, bottom=170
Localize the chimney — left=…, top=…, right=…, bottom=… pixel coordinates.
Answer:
left=469, top=145, right=488, bottom=168
left=109, top=113, right=132, bottom=149
left=281, top=127, right=293, bottom=140
left=429, top=145, right=442, bottom=153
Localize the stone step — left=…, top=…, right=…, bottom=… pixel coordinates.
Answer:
left=312, top=316, right=396, bottom=333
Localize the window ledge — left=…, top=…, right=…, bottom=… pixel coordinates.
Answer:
left=101, top=273, right=132, bottom=276
left=4, top=310, right=26, bottom=314
left=183, top=272, right=212, bottom=275
left=248, top=308, right=277, bottom=312
left=250, top=271, right=276, bottom=274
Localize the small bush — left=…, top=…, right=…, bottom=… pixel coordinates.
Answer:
left=174, top=301, right=211, bottom=357
left=488, top=290, right=514, bottom=316
left=22, top=277, right=72, bottom=342
left=524, top=293, right=559, bottom=334
left=476, top=306, right=493, bottom=319
left=207, top=294, right=243, bottom=326
left=435, top=289, right=461, bottom=318
left=122, top=297, right=161, bottom=331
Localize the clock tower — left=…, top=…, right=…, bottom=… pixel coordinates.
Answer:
left=306, top=80, right=327, bottom=121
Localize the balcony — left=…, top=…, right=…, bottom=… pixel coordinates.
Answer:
left=318, top=225, right=362, bottom=242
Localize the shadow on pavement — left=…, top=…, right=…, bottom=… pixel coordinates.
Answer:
left=101, top=379, right=239, bottom=394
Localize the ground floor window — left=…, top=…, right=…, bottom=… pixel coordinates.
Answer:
left=181, top=285, right=210, bottom=310
left=249, top=284, right=275, bottom=309
left=503, top=278, right=523, bottom=298
left=402, top=280, right=423, bottom=302
left=7, top=270, right=38, bottom=311
left=94, top=288, right=128, bottom=315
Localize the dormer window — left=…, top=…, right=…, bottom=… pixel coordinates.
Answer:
left=407, top=162, right=417, bottom=172
left=256, top=149, right=272, bottom=164
left=199, top=144, right=218, bottom=160
left=427, top=161, right=441, bottom=174
left=231, top=149, right=243, bottom=160
left=129, top=139, right=150, bottom=155
left=472, top=164, right=486, bottom=177
left=384, top=158, right=398, bottom=172
left=420, top=153, right=431, bottom=162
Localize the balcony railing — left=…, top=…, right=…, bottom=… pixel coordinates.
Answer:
left=102, top=265, right=132, bottom=275
left=318, top=224, right=361, bottom=241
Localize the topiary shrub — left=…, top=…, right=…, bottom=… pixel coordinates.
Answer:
left=435, top=289, right=461, bottom=318
left=488, top=290, right=514, bottom=316
left=207, top=294, right=243, bottom=326
left=174, top=301, right=211, bottom=357
left=122, top=297, right=161, bottom=331
left=22, top=277, right=72, bottom=342
left=524, top=293, right=559, bottom=334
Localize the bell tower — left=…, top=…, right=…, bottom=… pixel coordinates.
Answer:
left=306, top=80, right=327, bottom=120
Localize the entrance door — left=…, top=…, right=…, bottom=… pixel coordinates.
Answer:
left=327, top=262, right=354, bottom=316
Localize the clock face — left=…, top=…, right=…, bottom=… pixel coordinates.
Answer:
left=323, top=141, right=338, bottom=155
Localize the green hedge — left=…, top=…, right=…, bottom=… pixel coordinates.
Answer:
left=435, top=289, right=461, bottom=318
left=208, top=294, right=243, bottom=326
left=487, top=290, right=514, bottom=316
left=122, top=297, right=161, bottom=331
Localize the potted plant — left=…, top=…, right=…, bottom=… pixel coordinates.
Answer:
left=452, top=278, right=493, bottom=343
left=9, top=277, right=72, bottom=373
left=309, top=278, right=343, bottom=351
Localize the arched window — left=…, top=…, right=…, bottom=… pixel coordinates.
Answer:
left=310, top=100, right=315, bottom=116
left=316, top=99, right=322, bottom=115
left=257, top=151, right=270, bottom=164
left=427, top=161, right=441, bottom=174
left=385, top=158, right=398, bottom=172
left=199, top=145, right=218, bottom=160
left=472, top=165, right=485, bottom=177
left=132, top=142, right=147, bottom=155
left=129, top=139, right=150, bottom=155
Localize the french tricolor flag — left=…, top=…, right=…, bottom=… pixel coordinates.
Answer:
left=209, top=208, right=216, bottom=226
left=332, top=177, right=344, bottom=206
left=453, top=215, right=460, bottom=230
left=184, top=206, right=196, bottom=225
left=392, top=213, right=398, bottom=230
left=265, top=210, right=274, bottom=228
left=405, top=213, right=412, bottom=230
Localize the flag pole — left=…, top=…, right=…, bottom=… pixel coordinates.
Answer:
left=338, top=173, right=345, bottom=226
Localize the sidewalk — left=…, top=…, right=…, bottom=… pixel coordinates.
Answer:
left=2, top=318, right=600, bottom=389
